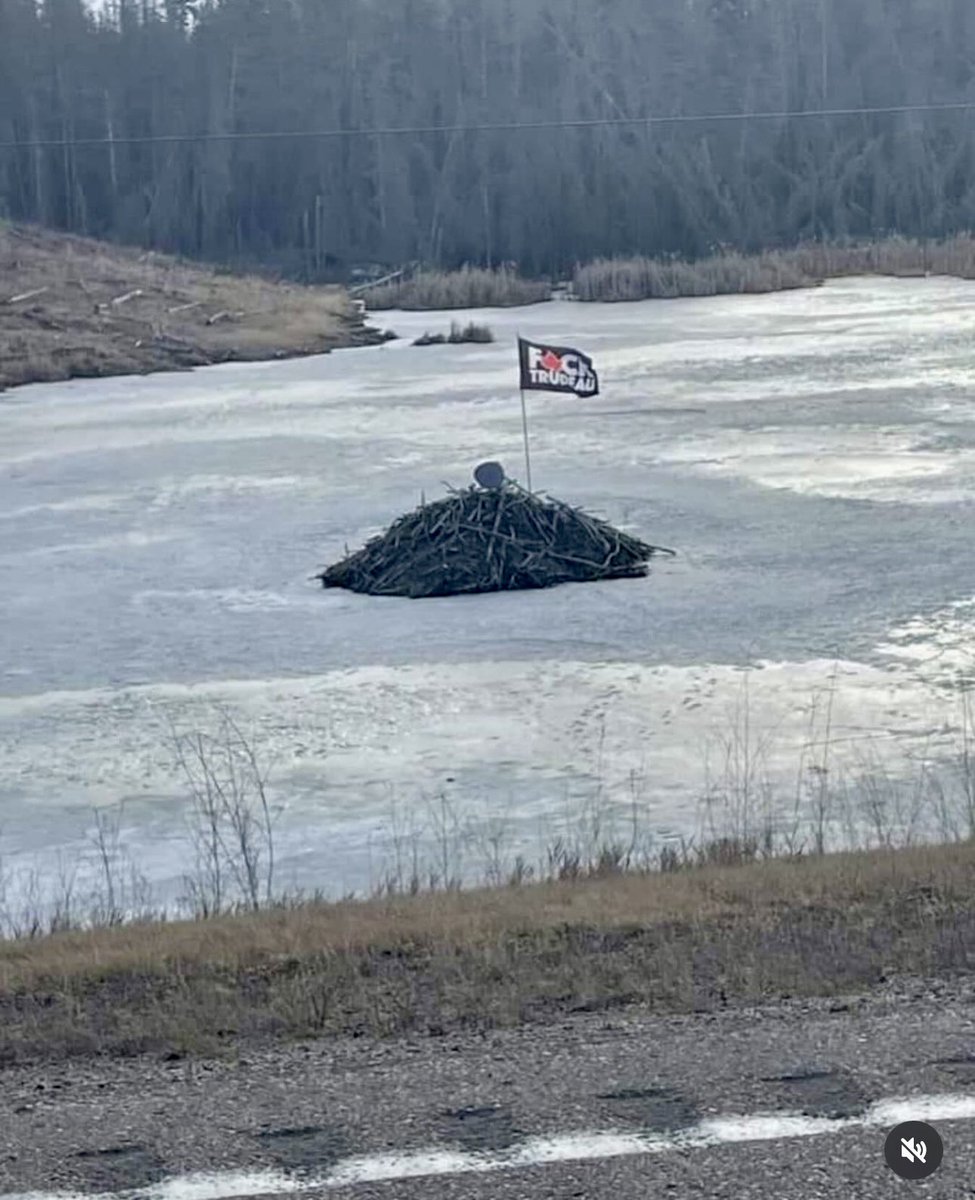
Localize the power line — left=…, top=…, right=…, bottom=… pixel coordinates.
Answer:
left=2, top=99, right=974, bottom=150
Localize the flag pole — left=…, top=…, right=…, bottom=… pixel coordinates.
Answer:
left=517, top=334, right=533, bottom=492
left=520, top=388, right=533, bottom=492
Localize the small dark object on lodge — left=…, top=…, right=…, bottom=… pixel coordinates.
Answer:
left=316, top=480, right=675, bottom=599
left=474, top=461, right=506, bottom=489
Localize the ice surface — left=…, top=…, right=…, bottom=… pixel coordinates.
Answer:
left=2, top=277, right=975, bottom=898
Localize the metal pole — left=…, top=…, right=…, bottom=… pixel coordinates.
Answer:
left=520, top=389, right=533, bottom=492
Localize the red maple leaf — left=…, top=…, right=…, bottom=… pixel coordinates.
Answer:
left=539, top=349, right=563, bottom=372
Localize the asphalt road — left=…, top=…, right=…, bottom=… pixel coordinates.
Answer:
left=4, top=975, right=975, bottom=1199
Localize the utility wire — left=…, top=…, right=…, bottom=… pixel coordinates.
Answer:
left=2, top=99, right=974, bottom=150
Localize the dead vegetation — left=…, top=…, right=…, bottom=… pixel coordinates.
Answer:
left=572, top=233, right=975, bottom=301
left=573, top=249, right=812, bottom=301
left=364, top=235, right=975, bottom=312
left=1, top=840, right=973, bottom=1064
left=793, top=233, right=975, bottom=280
left=365, top=265, right=550, bottom=310
left=6, top=230, right=975, bottom=382
left=413, top=321, right=495, bottom=346
left=0, top=222, right=383, bottom=391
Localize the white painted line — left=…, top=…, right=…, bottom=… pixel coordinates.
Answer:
left=6, top=1093, right=975, bottom=1199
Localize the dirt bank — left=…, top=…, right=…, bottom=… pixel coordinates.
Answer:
left=0, top=223, right=385, bottom=391
left=1, top=841, right=973, bottom=1067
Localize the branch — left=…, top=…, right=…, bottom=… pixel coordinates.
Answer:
left=6, top=286, right=48, bottom=304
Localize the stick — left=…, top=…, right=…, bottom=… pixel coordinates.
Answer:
left=6, top=286, right=48, bottom=304
left=348, top=259, right=420, bottom=296
left=348, top=266, right=406, bottom=295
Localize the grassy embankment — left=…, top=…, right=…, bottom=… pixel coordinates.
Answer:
left=0, top=222, right=385, bottom=391
left=366, top=233, right=975, bottom=308
left=2, top=838, right=974, bottom=1065
left=5, top=230, right=971, bottom=387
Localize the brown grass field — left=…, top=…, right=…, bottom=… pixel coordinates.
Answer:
left=1, top=840, right=973, bottom=1065
left=0, top=222, right=384, bottom=391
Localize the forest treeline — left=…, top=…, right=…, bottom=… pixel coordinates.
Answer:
left=2, top=0, right=975, bottom=279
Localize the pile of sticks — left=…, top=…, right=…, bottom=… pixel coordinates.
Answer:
left=317, top=483, right=674, bottom=598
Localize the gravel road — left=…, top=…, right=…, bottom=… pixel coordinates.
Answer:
left=4, top=974, right=975, bottom=1199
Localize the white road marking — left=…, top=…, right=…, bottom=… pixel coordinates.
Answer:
left=6, top=1093, right=975, bottom=1199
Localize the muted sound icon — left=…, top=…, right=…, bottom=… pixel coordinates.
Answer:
left=900, top=1136, right=926, bottom=1165
left=885, top=1121, right=943, bottom=1180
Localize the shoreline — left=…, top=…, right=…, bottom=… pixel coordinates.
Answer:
left=6, top=227, right=975, bottom=393
left=0, top=223, right=389, bottom=394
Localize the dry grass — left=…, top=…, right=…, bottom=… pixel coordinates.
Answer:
left=0, top=222, right=382, bottom=391
left=7, top=230, right=974, bottom=380
left=572, top=233, right=975, bottom=301
left=793, top=233, right=975, bottom=280
left=367, top=234, right=975, bottom=310
left=574, top=250, right=812, bottom=301
left=448, top=320, right=494, bottom=343
left=366, top=265, right=550, bottom=311
left=2, top=840, right=974, bottom=1063
left=413, top=321, right=495, bottom=347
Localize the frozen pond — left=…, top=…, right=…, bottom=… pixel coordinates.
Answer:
left=2, top=276, right=975, bottom=901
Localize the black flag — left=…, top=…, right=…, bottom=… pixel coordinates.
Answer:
left=518, top=338, right=599, bottom=397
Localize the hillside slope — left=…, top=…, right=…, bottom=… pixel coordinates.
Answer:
left=0, top=224, right=382, bottom=391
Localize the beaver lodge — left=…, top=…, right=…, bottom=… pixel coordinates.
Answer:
left=317, top=480, right=674, bottom=599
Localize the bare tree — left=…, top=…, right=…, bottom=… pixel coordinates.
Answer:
left=171, top=708, right=278, bottom=914
left=2, top=0, right=974, bottom=273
